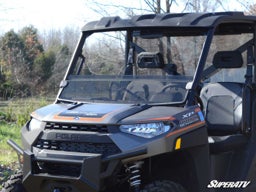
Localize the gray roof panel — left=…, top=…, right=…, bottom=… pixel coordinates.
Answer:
left=82, top=12, right=255, bottom=32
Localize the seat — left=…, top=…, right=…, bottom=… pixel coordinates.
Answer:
left=200, top=82, right=243, bottom=136
left=201, top=51, right=250, bottom=154
left=200, top=50, right=244, bottom=136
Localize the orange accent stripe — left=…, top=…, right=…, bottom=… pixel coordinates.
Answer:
left=194, top=107, right=201, bottom=112
left=53, top=113, right=109, bottom=122
left=165, top=121, right=205, bottom=138
left=145, top=116, right=175, bottom=121
left=31, top=112, right=42, bottom=120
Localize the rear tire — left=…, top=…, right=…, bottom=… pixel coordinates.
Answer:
left=1, top=171, right=26, bottom=192
left=141, top=180, right=187, bottom=192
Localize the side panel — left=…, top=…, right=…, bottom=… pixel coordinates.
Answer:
left=180, top=127, right=210, bottom=191
left=148, top=127, right=210, bottom=192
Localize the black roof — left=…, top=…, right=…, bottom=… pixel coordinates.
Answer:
left=82, top=12, right=256, bottom=34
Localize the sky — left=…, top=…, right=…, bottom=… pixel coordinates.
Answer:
left=0, top=0, right=148, bottom=33
left=0, top=0, right=88, bottom=33
left=0, top=0, right=254, bottom=34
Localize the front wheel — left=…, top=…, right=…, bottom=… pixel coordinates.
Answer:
left=1, top=171, right=26, bottom=192
left=141, top=180, right=187, bottom=192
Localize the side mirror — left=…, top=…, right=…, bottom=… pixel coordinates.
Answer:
left=213, top=51, right=243, bottom=68
left=137, top=52, right=164, bottom=68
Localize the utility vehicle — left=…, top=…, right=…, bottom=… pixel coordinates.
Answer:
left=2, top=12, right=256, bottom=192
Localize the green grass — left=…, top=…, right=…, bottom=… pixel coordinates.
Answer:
left=0, top=97, right=53, bottom=166
left=0, top=98, right=53, bottom=189
left=0, top=122, right=22, bottom=166
left=0, top=98, right=52, bottom=126
left=0, top=123, right=21, bottom=189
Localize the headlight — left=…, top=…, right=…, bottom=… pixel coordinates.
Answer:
left=28, top=118, right=42, bottom=131
left=120, top=122, right=170, bottom=138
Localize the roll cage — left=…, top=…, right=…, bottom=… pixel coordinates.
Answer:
left=57, top=12, right=256, bottom=106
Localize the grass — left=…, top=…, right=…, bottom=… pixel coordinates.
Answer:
left=0, top=97, right=53, bottom=166
left=1, top=98, right=52, bottom=126
left=0, top=122, right=21, bottom=166
left=0, top=97, right=53, bottom=188
left=0, top=122, right=21, bottom=189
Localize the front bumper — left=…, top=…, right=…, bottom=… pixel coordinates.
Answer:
left=22, top=148, right=146, bottom=192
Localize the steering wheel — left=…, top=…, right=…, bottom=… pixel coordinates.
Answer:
left=160, top=83, right=182, bottom=92
left=161, top=83, right=203, bottom=110
left=109, top=81, right=147, bottom=101
left=122, top=88, right=147, bottom=101
left=158, top=83, right=185, bottom=102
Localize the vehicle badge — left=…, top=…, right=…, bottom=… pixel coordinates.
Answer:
left=74, top=116, right=80, bottom=120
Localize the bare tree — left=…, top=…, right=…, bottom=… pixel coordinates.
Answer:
left=143, top=0, right=177, bottom=13
left=85, top=0, right=152, bottom=17
left=237, top=0, right=255, bottom=13
left=182, top=0, right=227, bottom=12
left=246, top=3, right=256, bottom=15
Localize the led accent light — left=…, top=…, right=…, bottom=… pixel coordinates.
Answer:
left=120, top=122, right=170, bottom=138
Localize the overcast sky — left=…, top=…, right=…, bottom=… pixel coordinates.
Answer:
left=0, top=0, right=254, bottom=34
left=0, top=0, right=87, bottom=33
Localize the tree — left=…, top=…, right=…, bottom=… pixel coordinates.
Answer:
left=46, top=45, right=72, bottom=94
left=39, top=27, right=79, bottom=94
left=62, top=27, right=80, bottom=53
left=34, top=51, right=55, bottom=82
left=0, top=26, right=48, bottom=97
left=0, top=30, right=25, bottom=84
left=41, top=29, right=62, bottom=51
left=19, top=26, right=44, bottom=69
left=247, top=3, right=256, bottom=15
left=181, top=0, right=227, bottom=12
left=143, top=0, right=176, bottom=13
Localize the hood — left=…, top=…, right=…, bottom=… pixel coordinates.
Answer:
left=31, top=103, right=147, bottom=124
left=31, top=102, right=196, bottom=124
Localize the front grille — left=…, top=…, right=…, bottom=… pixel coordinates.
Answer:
left=33, top=161, right=81, bottom=177
left=45, top=122, right=109, bottom=133
left=35, top=139, right=121, bottom=158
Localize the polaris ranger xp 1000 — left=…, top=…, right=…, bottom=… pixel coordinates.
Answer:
left=3, top=12, right=256, bottom=192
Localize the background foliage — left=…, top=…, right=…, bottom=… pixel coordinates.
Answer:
left=0, top=26, right=77, bottom=100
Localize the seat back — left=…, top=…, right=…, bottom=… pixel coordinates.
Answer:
left=200, top=82, right=243, bottom=135
left=123, top=52, right=166, bottom=101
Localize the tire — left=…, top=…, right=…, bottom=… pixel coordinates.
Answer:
left=1, top=171, right=26, bottom=192
left=141, top=180, right=187, bottom=192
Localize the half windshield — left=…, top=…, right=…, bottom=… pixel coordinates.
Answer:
left=59, top=29, right=207, bottom=104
